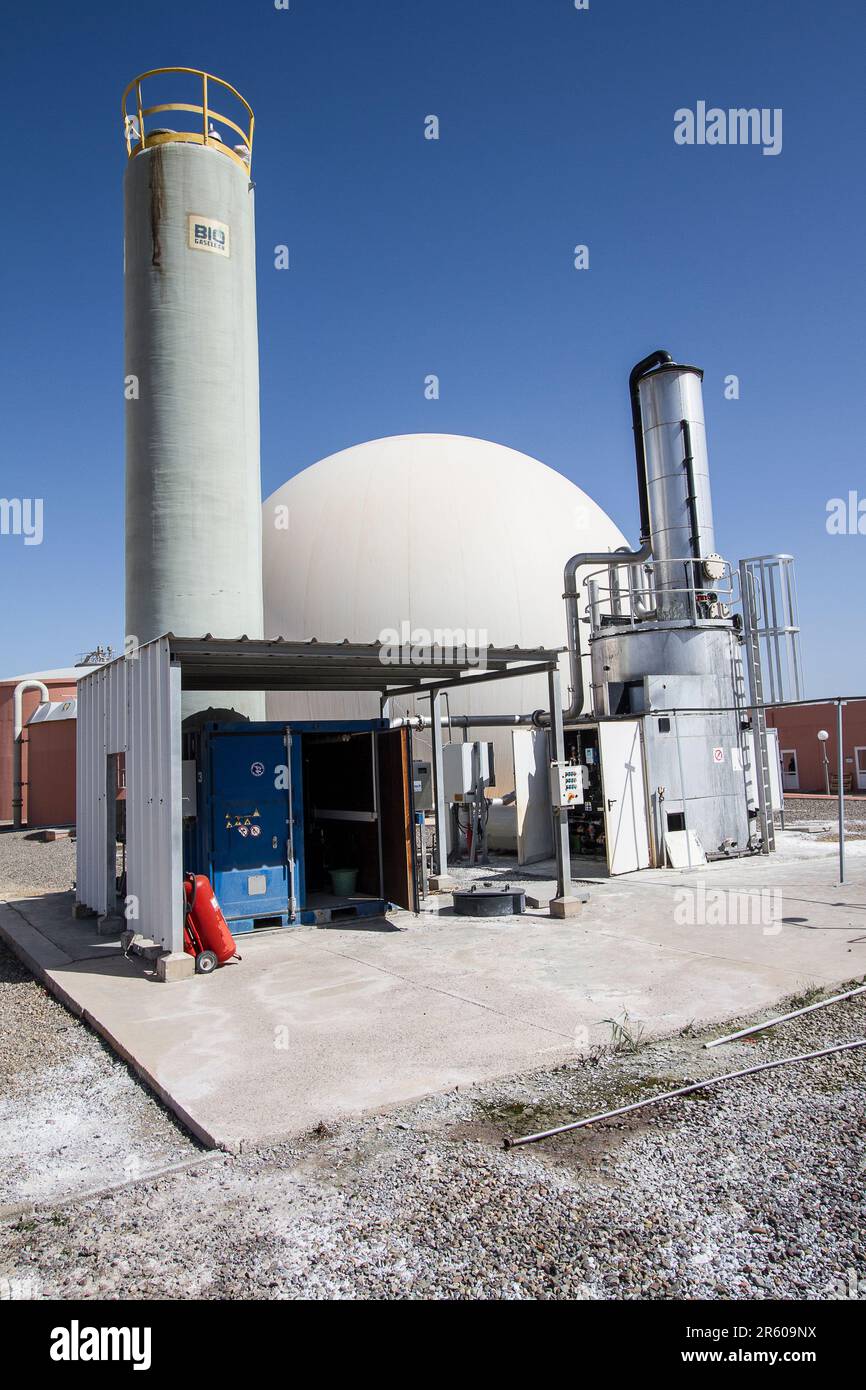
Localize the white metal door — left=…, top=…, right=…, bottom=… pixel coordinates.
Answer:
left=512, top=728, right=553, bottom=864
left=744, top=728, right=783, bottom=814
left=780, top=749, right=799, bottom=791
left=855, top=747, right=866, bottom=792
left=598, top=720, right=650, bottom=875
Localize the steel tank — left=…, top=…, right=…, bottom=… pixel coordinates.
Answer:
left=123, top=71, right=264, bottom=718
left=590, top=623, right=736, bottom=711
left=638, top=364, right=716, bottom=621
left=584, top=355, right=754, bottom=856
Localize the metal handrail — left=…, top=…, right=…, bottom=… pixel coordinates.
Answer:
left=121, top=68, right=254, bottom=174
left=584, top=556, right=739, bottom=633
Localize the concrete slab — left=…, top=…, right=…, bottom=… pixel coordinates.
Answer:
left=1, top=836, right=864, bottom=1152
left=7, top=890, right=124, bottom=960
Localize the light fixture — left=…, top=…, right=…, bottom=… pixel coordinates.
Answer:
left=817, top=730, right=830, bottom=794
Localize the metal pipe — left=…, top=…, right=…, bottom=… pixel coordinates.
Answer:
left=430, top=689, right=448, bottom=876
left=629, top=349, right=673, bottom=542
left=548, top=662, right=572, bottom=899
left=562, top=541, right=651, bottom=721
left=393, top=697, right=865, bottom=728
left=838, top=699, right=846, bottom=883
left=559, top=353, right=671, bottom=721
left=503, top=1038, right=866, bottom=1148
left=681, top=419, right=701, bottom=560
left=705, top=982, right=866, bottom=1049
left=681, top=417, right=703, bottom=602
left=387, top=713, right=535, bottom=731
left=12, top=680, right=49, bottom=827
left=387, top=693, right=866, bottom=732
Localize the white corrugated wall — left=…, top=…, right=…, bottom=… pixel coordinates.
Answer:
left=126, top=639, right=183, bottom=952
left=76, top=660, right=129, bottom=916
left=76, top=639, right=183, bottom=952
left=75, top=669, right=106, bottom=913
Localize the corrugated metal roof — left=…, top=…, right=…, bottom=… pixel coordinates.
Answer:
left=159, top=634, right=564, bottom=694
left=27, top=698, right=77, bottom=725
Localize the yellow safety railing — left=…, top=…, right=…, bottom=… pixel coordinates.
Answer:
left=121, top=68, right=254, bottom=174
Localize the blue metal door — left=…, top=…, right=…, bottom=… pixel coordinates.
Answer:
left=208, top=729, right=291, bottom=924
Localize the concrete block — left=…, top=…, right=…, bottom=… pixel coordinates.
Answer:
left=549, top=895, right=586, bottom=919
left=72, top=902, right=96, bottom=919
left=156, top=951, right=194, bottom=983
left=96, top=914, right=125, bottom=937
left=428, top=874, right=458, bottom=892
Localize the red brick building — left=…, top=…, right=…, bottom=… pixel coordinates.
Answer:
left=25, top=700, right=78, bottom=826
left=0, top=667, right=95, bottom=825
left=766, top=700, right=866, bottom=795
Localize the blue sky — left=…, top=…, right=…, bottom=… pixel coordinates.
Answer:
left=1, top=0, right=863, bottom=694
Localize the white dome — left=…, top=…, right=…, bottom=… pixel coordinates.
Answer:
left=262, top=434, right=628, bottom=788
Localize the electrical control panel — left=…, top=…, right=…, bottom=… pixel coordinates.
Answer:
left=443, top=741, right=494, bottom=800
left=550, top=760, right=584, bottom=808
left=412, top=759, right=433, bottom=811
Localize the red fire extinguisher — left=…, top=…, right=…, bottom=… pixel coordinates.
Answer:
left=183, top=873, right=241, bottom=974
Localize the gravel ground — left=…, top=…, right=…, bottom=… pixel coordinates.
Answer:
left=0, top=829, right=77, bottom=899
left=782, top=797, right=866, bottom=830
left=1, top=977, right=863, bottom=1301
left=0, top=940, right=200, bottom=1212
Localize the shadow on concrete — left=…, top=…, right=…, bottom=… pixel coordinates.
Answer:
left=315, top=917, right=403, bottom=934
left=5, top=892, right=126, bottom=961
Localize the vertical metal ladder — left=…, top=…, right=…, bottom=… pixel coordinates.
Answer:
left=739, top=564, right=776, bottom=853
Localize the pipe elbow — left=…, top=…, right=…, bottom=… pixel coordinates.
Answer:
left=628, top=348, right=672, bottom=396
left=13, top=679, right=50, bottom=739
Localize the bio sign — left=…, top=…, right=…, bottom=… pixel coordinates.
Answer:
left=188, top=214, right=230, bottom=257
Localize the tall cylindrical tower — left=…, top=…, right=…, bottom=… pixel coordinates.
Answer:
left=587, top=354, right=752, bottom=857
left=122, top=69, right=264, bottom=717
left=638, top=363, right=716, bottom=622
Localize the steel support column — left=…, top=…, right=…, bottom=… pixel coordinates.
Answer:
left=548, top=665, right=572, bottom=899
left=837, top=699, right=846, bottom=884
left=430, top=689, right=448, bottom=876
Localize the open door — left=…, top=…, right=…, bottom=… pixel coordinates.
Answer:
left=598, top=720, right=650, bottom=875
left=376, top=727, right=418, bottom=911
left=512, top=728, right=553, bottom=864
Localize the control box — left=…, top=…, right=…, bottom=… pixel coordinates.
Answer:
left=443, top=741, right=494, bottom=800
left=412, top=759, right=433, bottom=811
left=550, top=760, right=584, bottom=808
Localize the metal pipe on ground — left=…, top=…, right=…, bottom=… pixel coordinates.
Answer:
left=705, top=982, right=866, bottom=1049
left=502, top=1039, right=866, bottom=1149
